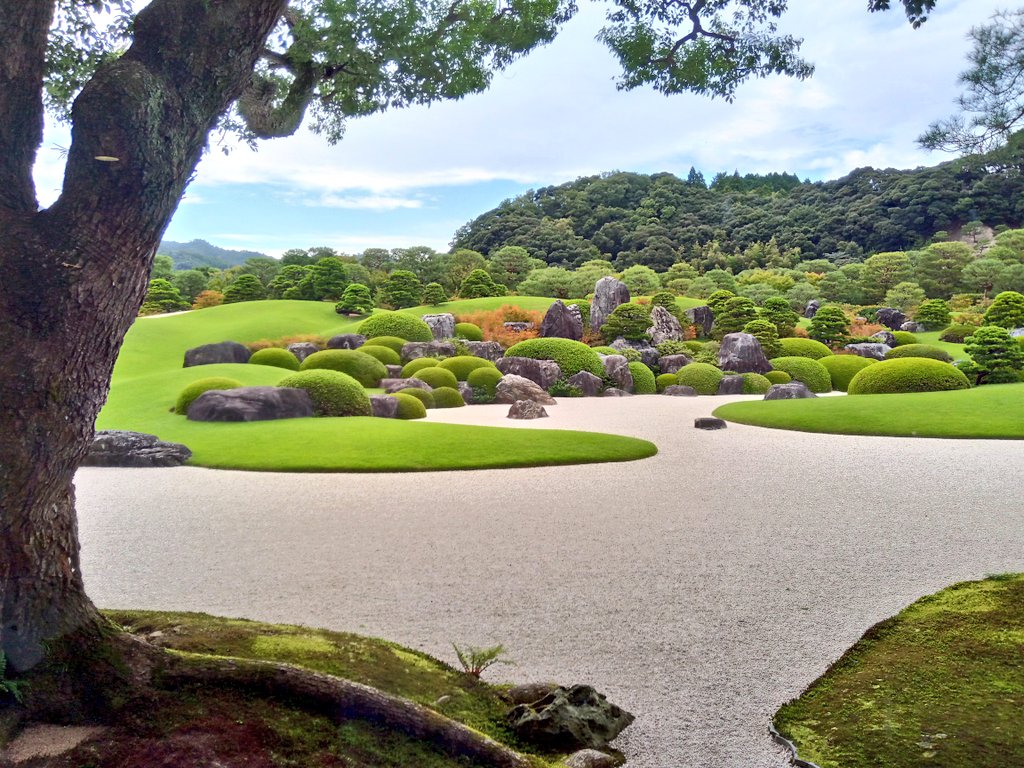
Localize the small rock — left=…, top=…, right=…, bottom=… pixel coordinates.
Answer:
left=422, top=313, right=456, bottom=340
left=286, top=342, right=320, bottom=362
left=508, top=400, right=549, bottom=419
left=381, top=378, right=432, bottom=394
left=564, top=749, right=618, bottom=768
left=495, top=374, right=556, bottom=405
left=369, top=395, right=399, bottom=418
left=901, top=321, right=925, bottom=333
left=764, top=382, right=817, bottom=400
left=83, top=431, right=192, bottom=468
left=694, top=417, right=727, bottom=430
left=503, top=321, right=533, bottom=332
left=804, top=299, right=820, bottom=318
left=567, top=371, right=603, bottom=396
left=844, top=342, right=891, bottom=361
left=401, top=340, right=456, bottom=362
left=610, top=338, right=659, bottom=368
left=326, top=333, right=366, bottom=350
left=458, top=382, right=474, bottom=404
left=508, top=684, right=634, bottom=751
left=716, top=375, right=745, bottom=395
left=602, top=388, right=633, bottom=397
left=875, top=307, right=906, bottom=331
left=663, top=385, right=697, bottom=397
left=870, top=330, right=896, bottom=347
left=183, top=341, right=251, bottom=367
left=658, top=354, right=693, bottom=375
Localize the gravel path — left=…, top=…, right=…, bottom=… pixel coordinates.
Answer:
left=74, top=395, right=1024, bottom=767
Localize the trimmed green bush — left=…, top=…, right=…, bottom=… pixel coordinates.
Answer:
left=742, top=318, right=781, bottom=358
left=589, top=346, right=618, bottom=355
left=454, top=322, right=484, bottom=341
left=891, top=331, right=918, bottom=346
left=413, top=366, right=459, bottom=390
left=565, top=299, right=590, bottom=328
left=389, top=392, right=427, bottom=419
left=276, top=370, right=372, bottom=417
left=741, top=373, right=773, bottom=394
left=764, top=370, right=792, bottom=385
left=819, top=355, right=877, bottom=392
left=431, top=386, right=466, bottom=408
left=600, top=302, right=652, bottom=341
left=467, top=367, right=503, bottom=403
left=768, top=357, right=832, bottom=393
left=505, top=338, right=605, bottom=378
left=656, top=340, right=690, bottom=356
left=628, top=362, right=657, bottom=394
left=656, top=373, right=678, bottom=393
left=248, top=348, right=300, bottom=371
left=400, top=357, right=439, bottom=377
left=357, top=312, right=433, bottom=342
left=300, top=349, right=386, bottom=387
left=775, top=337, right=833, bottom=360
left=364, top=336, right=407, bottom=354
left=396, top=387, right=435, bottom=409
left=174, top=377, right=243, bottom=415
left=438, top=355, right=497, bottom=380
left=914, top=298, right=951, bottom=330
left=884, top=344, right=953, bottom=363
left=681, top=340, right=705, bottom=354
left=676, top=363, right=723, bottom=395
left=847, top=358, right=970, bottom=395
left=619, top=347, right=642, bottom=362
left=357, top=344, right=401, bottom=366
left=939, top=324, right=979, bottom=343
left=983, top=290, right=1024, bottom=329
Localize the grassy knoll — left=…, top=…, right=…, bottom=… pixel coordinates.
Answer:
left=907, top=331, right=967, bottom=360
left=775, top=575, right=1024, bottom=768
left=713, top=383, right=1024, bottom=439
left=100, top=300, right=657, bottom=471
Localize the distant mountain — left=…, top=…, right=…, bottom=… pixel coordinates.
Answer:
left=158, top=239, right=270, bottom=269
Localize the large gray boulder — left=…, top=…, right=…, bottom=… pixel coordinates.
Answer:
left=286, top=342, right=320, bottom=362
left=685, top=306, right=714, bottom=338
left=870, top=330, right=896, bottom=347
left=497, top=357, right=562, bottom=390
left=567, top=371, right=603, bottom=396
left=507, top=400, right=549, bottom=419
left=602, top=355, right=633, bottom=392
left=764, top=382, right=818, bottom=400
left=663, top=385, right=697, bottom=397
left=464, top=341, right=505, bottom=361
left=658, top=354, right=693, bottom=375
left=540, top=300, right=584, bottom=340
left=183, top=341, right=251, bottom=367
left=369, top=394, right=399, bottom=418
left=401, top=340, right=456, bottom=361
left=610, top=338, right=659, bottom=368
left=845, top=342, right=891, bottom=361
left=695, top=417, right=727, bottom=430
left=901, top=321, right=925, bottom=333
left=495, top=374, right=557, bottom=405
left=590, top=277, right=630, bottom=333
left=875, top=307, right=906, bottom=331
left=83, top=431, right=192, bottom=467
left=187, top=386, right=313, bottom=422
left=718, top=333, right=771, bottom=374
left=326, top=333, right=366, bottom=350
left=508, top=684, right=635, bottom=751
left=647, top=305, right=684, bottom=345
left=458, top=382, right=474, bottom=404
left=717, top=375, right=745, bottom=395
left=422, top=313, right=456, bottom=340
left=381, top=377, right=432, bottom=394
left=804, top=299, right=820, bottom=319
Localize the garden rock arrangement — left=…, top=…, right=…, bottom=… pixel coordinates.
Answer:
left=845, top=343, right=891, bottom=360
left=507, top=684, right=635, bottom=751
left=540, top=300, right=584, bottom=340
left=718, top=333, right=771, bottom=374
left=507, top=400, right=549, bottom=419
left=326, top=333, right=365, bottom=349
left=183, top=341, right=251, bottom=367
left=497, top=356, right=561, bottom=389
left=422, top=313, right=456, bottom=340
left=187, top=387, right=313, bottom=422
left=401, top=340, right=456, bottom=361
left=84, top=431, right=192, bottom=467
left=764, top=382, right=817, bottom=400
left=590, top=277, right=630, bottom=332
left=495, top=374, right=556, bottom=405
left=876, top=307, right=906, bottom=330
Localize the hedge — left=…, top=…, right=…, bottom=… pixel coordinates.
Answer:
left=675, top=363, right=723, bottom=395
left=400, top=357, right=439, bottom=377
left=939, top=324, right=979, bottom=343
left=656, top=373, right=678, bottom=393
left=357, top=344, right=401, bottom=367
left=505, top=338, right=605, bottom=377
left=466, top=367, right=503, bottom=402
left=276, top=370, right=372, bottom=417
left=768, top=356, right=832, bottom=393
left=357, top=312, right=433, bottom=342
left=819, top=355, right=877, bottom=392
left=847, top=358, right=970, bottom=395
left=438, top=355, right=498, bottom=380
left=390, top=392, right=427, bottom=419
left=300, top=349, right=386, bottom=387
left=431, top=386, right=466, bottom=408
left=628, top=362, right=657, bottom=394
left=175, top=377, right=243, bottom=415
left=248, top=348, right=300, bottom=371
left=891, top=331, right=918, bottom=347
left=884, top=344, right=953, bottom=363
left=454, top=322, right=484, bottom=341
left=413, top=366, right=459, bottom=390
left=775, top=337, right=833, bottom=360
left=764, top=370, right=792, bottom=385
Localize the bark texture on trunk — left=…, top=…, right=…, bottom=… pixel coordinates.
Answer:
left=0, top=0, right=287, bottom=672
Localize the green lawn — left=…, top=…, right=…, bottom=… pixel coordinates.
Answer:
left=99, top=299, right=658, bottom=471
left=713, top=383, right=1024, bottom=439
left=774, top=575, right=1024, bottom=768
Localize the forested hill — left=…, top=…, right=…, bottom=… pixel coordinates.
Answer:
left=158, top=239, right=269, bottom=269
left=452, top=139, right=1024, bottom=270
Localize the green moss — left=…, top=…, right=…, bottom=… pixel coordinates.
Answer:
left=768, top=356, right=832, bottom=393
left=589, top=346, right=618, bottom=355
left=628, top=362, right=657, bottom=394
left=363, top=335, right=407, bottom=354
left=431, top=386, right=466, bottom=408
left=891, top=330, right=919, bottom=346
left=357, top=312, right=433, bottom=342
left=466, top=367, right=503, bottom=403
left=412, top=366, right=459, bottom=390
left=741, top=372, right=772, bottom=394
left=400, top=357, right=439, bottom=377
left=505, top=338, right=605, bottom=377
left=819, top=355, right=877, bottom=392
left=300, top=349, right=387, bottom=387
left=357, top=344, right=402, bottom=367
left=174, top=377, right=243, bottom=415
left=390, top=392, right=427, bottom=420
left=396, top=387, right=435, bottom=409
left=656, top=373, right=678, bottom=393
left=775, top=337, right=833, bottom=359
left=276, top=370, right=372, bottom=417
left=884, top=344, right=953, bottom=363
left=248, top=348, right=301, bottom=371
left=848, top=358, right=970, bottom=395
left=940, top=324, right=979, bottom=344
left=438, top=355, right=497, bottom=381
left=454, top=322, right=483, bottom=341
left=764, top=370, right=792, bottom=385
left=676, top=363, right=723, bottom=395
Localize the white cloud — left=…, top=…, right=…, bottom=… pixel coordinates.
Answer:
left=313, top=193, right=424, bottom=210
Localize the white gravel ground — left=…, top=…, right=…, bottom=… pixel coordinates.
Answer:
left=74, top=395, right=1024, bottom=767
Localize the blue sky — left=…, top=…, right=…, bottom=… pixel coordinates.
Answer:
left=33, top=0, right=1008, bottom=257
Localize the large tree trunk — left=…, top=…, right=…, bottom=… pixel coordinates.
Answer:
left=0, top=0, right=287, bottom=673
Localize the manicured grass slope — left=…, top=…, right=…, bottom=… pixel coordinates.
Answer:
left=713, top=383, right=1024, bottom=439
left=99, top=300, right=657, bottom=471
left=775, top=575, right=1024, bottom=768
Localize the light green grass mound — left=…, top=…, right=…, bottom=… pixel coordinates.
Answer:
left=356, top=344, right=401, bottom=366
left=390, top=392, right=427, bottom=420
left=774, top=575, right=1024, bottom=768
left=891, top=330, right=918, bottom=346
left=431, top=387, right=466, bottom=408
left=413, top=366, right=459, bottom=390
left=278, top=369, right=372, bottom=417
left=505, top=338, right=604, bottom=377
left=248, top=347, right=300, bottom=371
left=400, top=357, right=439, bottom=377
left=438, top=355, right=497, bottom=380
left=676, top=363, right=723, bottom=395
left=454, top=322, right=483, bottom=341
left=819, top=355, right=876, bottom=392
left=656, top=373, right=677, bottom=393
left=741, top=373, right=772, bottom=394
left=466, top=367, right=503, bottom=402
left=884, top=343, right=953, bottom=363
left=300, top=349, right=387, bottom=387
left=174, top=377, right=243, bottom=415
left=768, top=356, right=832, bottom=393
left=775, top=337, right=833, bottom=360
left=764, top=370, right=792, bottom=385
left=628, top=362, right=657, bottom=394
left=357, top=311, right=433, bottom=342
left=396, top=387, right=435, bottom=409
left=848, top=358, right=969, bottom=395
left=363, top=335, right=407, bottom=354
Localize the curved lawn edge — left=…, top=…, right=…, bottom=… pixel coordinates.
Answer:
left=768, top=722, right=823, bottom=768
left=713, top=383, right=1024, bottom=439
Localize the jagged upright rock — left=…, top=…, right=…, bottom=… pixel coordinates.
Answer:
left=183, top=341, right=251, bottom=367
left=717, top=375, right=745, bottom=395
left=870, top=330, right=896, bottom=347
left=590, top=277, right=630, bottom=333
left=497, top=357, right=562, bottom=390
left=804, top=300, right=820, bottom=319
left=876, top=307, right=906, bottom=331
left=540, top=300, right=584, bottom=340
left=717, top=333, right=771, bottom=374
left=657, top=354, right=692, bottom=375
left=647, top=305, right=684, bottom=345
left=369, top=395, right=400, bottom=418
left=464, top=341, right=505, bottom=361
left=685, top=306, right=714, bottom=338
left=602, top=355, right=633, bottom=392
left=287, top=342, right=320, bottom=362
left=508, top=685, right=634, bottom=751
left=422, top=313, right=456, bottom=340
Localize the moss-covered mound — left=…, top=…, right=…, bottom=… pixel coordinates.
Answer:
left=357, top=312, right=433, bottom=342
left=775, top=337, right=833, bottom=360
left=248, top=348, right=301, bottom=371
left=400, top=357, right=440, bottom=377
left=884, top=344, right=953, bottom=363
left=390, top=392, right=427, bottom=419
left=438, top=355, right=498, bottom=381
left=277, top=370, right=372, bottom=417
left=940, top=324, right=979, bottom=343
left=431, top=386, right=466, bottom=408
left=396, top=387, right=435, bottom=409
left=629, top=362, right=657, bottom=394
left=589, top=345, right=618, bottom=355
left=413, top=366, right=459, bottom=390
left=820, top=355, right=877, bottom=392
left=454, top=322, right=483, bottom=341
left=656, top=373, right=678, bottom=393
left=357, top=344, right=402, bottom=367
left=363, top=335, right=408, bottom=354
left=300, top=349, right=387, bottom=387
left=676, top=363, right=723, bottom=395
left=764, top=370, right=792, bottom=385
left=847, top=358, right=970, bottom=395
left=768, top=356, right=832, bottom=393
left=741, top=372, right=772, bottom=394
left=174, top=377, right=243, bottom=415
left=505, top=338, right=604, bottom=377
left=466, top=367, right=503, bottom=402
left=891, top=330, right=918, bottom=346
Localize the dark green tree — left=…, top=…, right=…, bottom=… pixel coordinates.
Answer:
left=962, top=325, right=1024, bottom=384
left=759, top=296, right=800, bottom=337
left=961, top=258, right=1007, bottom=298
left=458, top=269, right=505, bottom=299
left=706, top=289, right=736, bottom=316
left=600, top=303, right=652, bottom=342
left=423, top=282, right=448, bottom=305
left=310, top=257, right=350, bottom=301
left=713, top=296, right=759, bottom=339
left=485, top=246, right=534, bottom=292
left=171, top=269, right=209, bottom=304
left=267, top=264, right=313, bottom=299
left=984, top=290, right=1024, bottom=328
left=240, top=256, right=281, bottom=286
left=914, top=242, right=974, bottom=298
left=142, top=278, right=189, bottom=313
left=807, top=305, right=850, bottom=347
left=377, top=270, right=424, bottom=309
left=223, top=274, right=267, bottom=304
left=335, top=283, right=374, bottom=314
left=914, top=298, right=951, bottom=330
left=742, top=318, right=781, bottom=358
left=150, top=254, right=175, bottom=280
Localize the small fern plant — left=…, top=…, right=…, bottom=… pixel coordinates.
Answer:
left=0, top=651, right=25, bottom=703
left=451, top=643, right=513, bottom=679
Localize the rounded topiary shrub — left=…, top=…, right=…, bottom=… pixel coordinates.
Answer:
left=299, top=349, right=386, bottom=387
left=768, top=356, right=832, bottom=393
left=466, top=367, right=503, bottom=402
left=775, top=337, right=833, bottom=360
left=656, top=373, right=678, bottom=393
left=413, top=366, right=459, bottom=390
left=248, top=347, right=300, bottom=371
left=505, top=338, right=605, bottom=378
left=357, top=344, right=401, bottom=366
left=819, top=355, right=877, bottom=392
left=400, top=357, right=440, bottom=377
left=884, top=344, right=953, bottom=363
left=589, top=346, right=618, bottom=355
left=438, top=355, right=497, bottom=380
left=175, top=377, right=243, bottom=415
left=681, top=341, right=705, bottom=355
left=454, top=322, right=484, bottom=341
left=764, top=370, right=792, bottom=385
left=847, top=358, right=970, bottom=395
left=431, top=386, right=466, bottom=408
left=891, top=331, right=918, bottom=346
left=396, top=386, right=435, bottom=409
left=276, top=370, right=372, bottom=417
left=939, top=324, right=979, bottom=343
left=364, top=336, right=407, bottom=354
left=741, top=372, right=772, bottom=394
left=357, top=312, right=433, bottom=342
left=628, top=362, right=657, bottom=394
left=675, top=363, right=724, bottom=395
left=390, top=392, right=427, bottom=420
